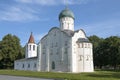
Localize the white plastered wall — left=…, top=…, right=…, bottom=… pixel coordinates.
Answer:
left=14, top=58, right=37, bottom=71
left=71, top=29, right=94, bottom=73
left=26, top=43, right=37, bottom=58
left=60, top=17, right=74, bottom=31
left=39, top=28, right=71, bottom=72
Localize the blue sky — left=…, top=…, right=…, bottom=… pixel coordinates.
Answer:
left=0, top=0, right=120, bottom=46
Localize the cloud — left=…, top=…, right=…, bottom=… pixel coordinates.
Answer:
left=0, top=6, right=40, bottom=22
left=15, top=0, right=58, bottom=5
left=65, top=0, right=93, bottom=5
left=0, top=0, right=97, bottom=22
left=0, top=0, right=50, bottom=22
left=15, top=0, right=57, bottom=5
left=15, top=0, right=95, bottom=5
left=76, top=18, right=120, bottom=38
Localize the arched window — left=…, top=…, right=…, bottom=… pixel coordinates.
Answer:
left=34, top=63, right=36, bottom=68
left=52, top=61, right=55, bottom=69
left=33, top=45, right=35, bottom=51
left=79, top=55, right=82, bottom=61
left=86, top=55, right=89, bottom=61
left=22, top=64, right=24, bottom=68
left=29, top=45, right=31, bottom=50
left=28, top=64, right=30, bottom=68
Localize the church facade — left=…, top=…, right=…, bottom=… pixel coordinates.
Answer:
left=14, top=8, right=94, bottom=73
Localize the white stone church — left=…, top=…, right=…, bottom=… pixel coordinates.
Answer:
left=14, top=8, right=94, bottom=73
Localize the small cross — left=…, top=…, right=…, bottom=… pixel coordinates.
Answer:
left=64, top=0, right=68, bottom=9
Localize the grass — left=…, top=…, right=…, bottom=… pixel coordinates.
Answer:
left=0, top=70, right=120, bottom=80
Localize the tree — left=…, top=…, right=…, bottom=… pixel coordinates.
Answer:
left=88, top=35, right=102, bottom=48
left=105, top=36, right=120, bottom=69
left=0, top=34, right=24, bottom=69
left=88, top=35, right=103, bottom=68
left=89, top=35, right=120, bottom=69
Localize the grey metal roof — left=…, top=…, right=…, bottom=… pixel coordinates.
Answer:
left=63, top=30, right=74, bottom=36
left=77, top=38, right=90, bottom=43
left=15, top=57, right=37, bottom=61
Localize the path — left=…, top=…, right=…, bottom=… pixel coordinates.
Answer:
left=0, top=75, right=54, bottom=80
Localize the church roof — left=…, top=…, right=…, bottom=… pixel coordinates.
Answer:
left=59, top=8, right=74, bottom=20
left=15, top=57, right=37, bottom=61
left=77, top=38, right=90, bottom=43
left=28, top=32, right=35, bottom=43
left=40, top=27, right=90, bottom=44
left=63, top=30, right=74, bottom=36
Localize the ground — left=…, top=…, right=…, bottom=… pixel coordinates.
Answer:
left=0, top=75, right=53, bottom=80
left=0, top=70, right=120, bottom=80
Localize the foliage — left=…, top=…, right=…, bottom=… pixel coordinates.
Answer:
left=88, top=35, right=103, bottom=67
left=0, top=70, right=120, bottom=80
left=0, top=34, right=24, bottom=69
left=89, top=35, right=120, bottom=69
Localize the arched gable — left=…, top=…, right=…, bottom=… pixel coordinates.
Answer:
left=40, top=27, right=60, bottom=42
left=73, top=29, right=87, bottom=38
left=40, top=27, right=72, bottom=43
left=48, top=27, right=60, bottom=33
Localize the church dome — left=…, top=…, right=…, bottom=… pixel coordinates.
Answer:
left=59, top=8, right=74, bottom=20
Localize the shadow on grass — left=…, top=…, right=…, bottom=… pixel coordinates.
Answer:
left=112, top=73, right=120, bottom=79
left=87, top=72, right=120, bottom=79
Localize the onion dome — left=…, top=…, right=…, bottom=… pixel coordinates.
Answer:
left=59, top=8, right=74, bottom=20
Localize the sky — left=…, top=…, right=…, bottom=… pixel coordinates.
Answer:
left=0, top=0, right=120, bottom=46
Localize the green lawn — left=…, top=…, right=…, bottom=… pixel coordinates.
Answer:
left=0, top=70, right=120, bottom=80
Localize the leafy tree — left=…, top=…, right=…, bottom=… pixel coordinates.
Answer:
left=88, top=35, right=103, bottom=68
left=89, top=35, right=103, bottom=48
left=89, top=35, right=120, bottom=69
left=105, top=36, right=120, bottom=69
left=0, top=34, right=24, bottom=69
